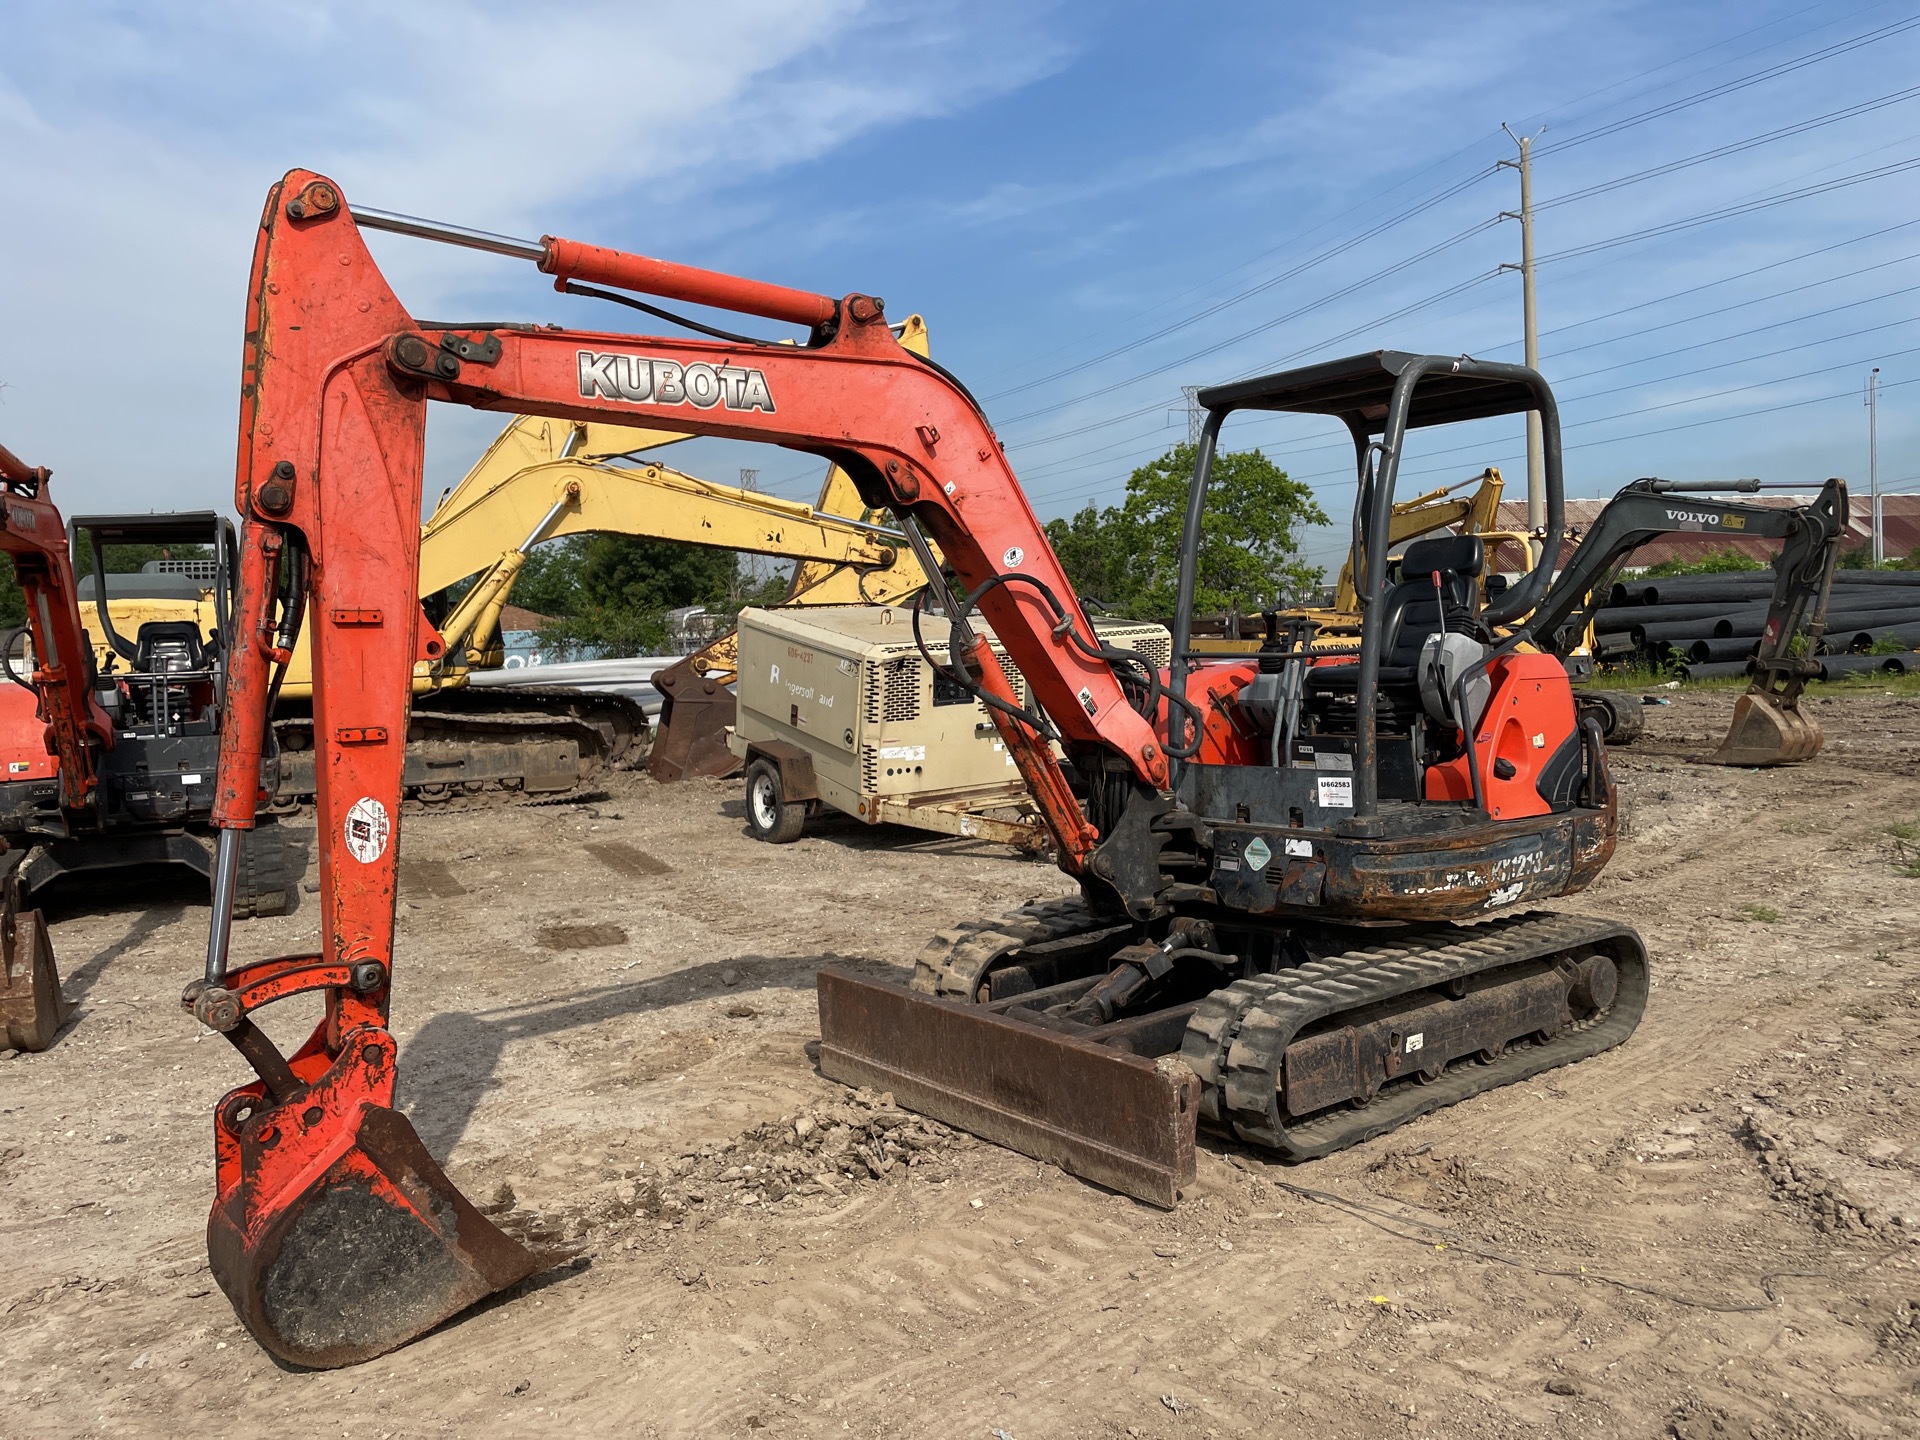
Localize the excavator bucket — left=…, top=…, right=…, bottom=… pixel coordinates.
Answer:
left=1702, top=690, right=1824, bottom=767
left=648, top=657, right=742, bottom=782
left=211, top=1102, right=543, bottom=1367
left=0, top=902, right=68, bottom=1052
left=209, top=1064, right=545, bottom=1367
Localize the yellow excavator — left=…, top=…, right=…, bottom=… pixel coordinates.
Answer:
left=639, top=316, right=939, bottom=779
left=274, top=412, right=927, bottom=803
left=1330, top=468, right=1526, bottom=614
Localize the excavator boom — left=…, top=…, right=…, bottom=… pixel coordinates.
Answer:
left=1528, top=477, right=1848, bottom=765
left=0, top=443, right=113, bottom=817
left=0, top=442, right=95, bottom=1053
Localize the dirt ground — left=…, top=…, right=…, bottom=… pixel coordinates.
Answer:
left=4, top=686, right=1919, bottom=1439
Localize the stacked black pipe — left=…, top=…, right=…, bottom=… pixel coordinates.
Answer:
left=1593, top=569, right=1920, bottom=680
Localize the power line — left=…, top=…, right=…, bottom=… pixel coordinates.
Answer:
left=1340, top=350, right=1920, bottom=484
left=1018, top=335, right=1920, bottom=509
left=1553, top=284, right=1920, bottom=384
left=1535, top=13, right=1920, bottom=159
left=1048, top=0, right=1898, bottom=398
left=1535, top=83, right=1920, bottom=213
left=1006, top=202, right=1920, bottom=463
left=979, top=167, right=1501, bottom=403
left=751, top=24, right=1920, bottom=502
left=998, top=139, right=1920, bottom=449
left=1513, top=234, right=1920, bottom=359
left=1538, top=154, right=1920, bottom=267
left=1515, top=1, right=1877, bottom=132
left=991, top=14, right=1920, bottom=430
left=990, top=214, right=1504, bottom=428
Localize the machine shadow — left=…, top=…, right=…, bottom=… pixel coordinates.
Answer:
left=50, top=901, right=185, bottom=1012
left=714, top=795, right=1045, bottom=863
left=397, top=951, right=846, bottom=1153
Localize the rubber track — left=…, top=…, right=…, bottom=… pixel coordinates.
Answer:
left=233, top=821, right=300, bottom=919
left=912, top=895, right=1103, bottom=1000
left=1184, top=909, right=1647, bottom=1160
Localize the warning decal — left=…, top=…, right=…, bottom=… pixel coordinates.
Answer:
left=345, top=796, right=391, bottom=864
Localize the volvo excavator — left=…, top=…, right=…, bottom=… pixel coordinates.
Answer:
left=190, top=171, right=1648, bottom=1368
left=1524, top=476, right=1846, bottom=766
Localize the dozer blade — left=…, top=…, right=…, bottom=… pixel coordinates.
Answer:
left=211, top=1088, right=543, bottom=1368
left=1702, top=691, right=1824, bottom=767
left=0, top=904, right=69, bottom=1052
left=648, top=659, right=742, bottom=782
left=816, top=966, right=1199, bottom=1207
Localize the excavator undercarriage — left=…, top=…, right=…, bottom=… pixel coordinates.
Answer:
left=824, top=899, right=1646, bottom=1203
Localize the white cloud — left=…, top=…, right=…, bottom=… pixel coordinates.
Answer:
left=0, top=0, right=1068, bottom=510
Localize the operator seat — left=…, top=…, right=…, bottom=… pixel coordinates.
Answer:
left=1308, top=534, right=1488, bottom=691
left=132, top=621, right=206, bottom=676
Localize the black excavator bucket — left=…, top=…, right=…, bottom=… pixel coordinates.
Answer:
left=648, top=656, right=742, bottom=782
left=204, top=1021, right=546, bottom=1368
left=1701, top=690, right=1824, bottom=767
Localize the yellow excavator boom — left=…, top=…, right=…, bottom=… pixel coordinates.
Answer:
left=270, top=320, right=935, bottom=702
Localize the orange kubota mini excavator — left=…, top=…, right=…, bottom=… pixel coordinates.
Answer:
left=192, top=170, right=1648, bottom=1368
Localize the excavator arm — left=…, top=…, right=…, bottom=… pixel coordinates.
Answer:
left=0, top=443, right=112, bottom=819
left=427, top=319, right=938, bottom=668
left=189, top=170, right=1168, bottom=1367
left=1525, top=476, right=1848, bottom=764
left=0, top=442, right=108, bottom=1054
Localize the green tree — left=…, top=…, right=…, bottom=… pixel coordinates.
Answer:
left=577, top=535, right=737, bottom=615
left=72, top=542, right=212, bottom=579
left=1042, top=443, right=1327, bottom=618
left=526, top=534, right=790, bottom=658
left=1043, top=503, right=1135, bottom=610
left=502, top=535, right=588, bottom=618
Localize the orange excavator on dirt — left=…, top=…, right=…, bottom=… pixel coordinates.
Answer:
left=0, top=446, right=294, bottom=1053
left=190, top=170, right=1647, bottom=1368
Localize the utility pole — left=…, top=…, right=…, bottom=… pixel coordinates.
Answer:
left=1866, top=368, right=1883, bottom=565
left=1499, top=124, right=1545, bottom=530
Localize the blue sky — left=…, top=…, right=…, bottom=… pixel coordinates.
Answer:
left=3, top=1, right=1917, bottom=573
